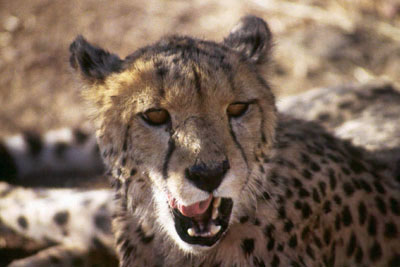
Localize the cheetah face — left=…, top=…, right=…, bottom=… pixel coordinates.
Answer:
left=70, top=16, right=276, bottom=253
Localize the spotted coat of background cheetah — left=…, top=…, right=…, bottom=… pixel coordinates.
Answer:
left=68, top=15, right=400, bottom=266
left=278, top=82, right=400, bottom=181
left=1, top=15, right=400, bottom=267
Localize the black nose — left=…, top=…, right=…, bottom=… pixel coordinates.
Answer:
left=185, top=160, right=230, bottom=193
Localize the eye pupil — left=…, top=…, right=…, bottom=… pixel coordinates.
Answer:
left=143, top=109, right=170, bottom=125
left=227, top=103, right=249, bottom=118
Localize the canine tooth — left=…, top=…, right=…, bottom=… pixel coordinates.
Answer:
left=188, top=228, right=194, bottom=236
left=213, top=197, right=221, bottom=208
left=212, top=206, right=219, bottom=220
left=210, top=224, right=221, bottom=236
left=187, top=228, right=195, bottom=237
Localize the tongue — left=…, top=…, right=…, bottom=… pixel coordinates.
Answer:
left=176, top=195, right=213, bottom=217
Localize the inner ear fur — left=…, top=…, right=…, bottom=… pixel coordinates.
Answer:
left=223, top=16, right=273, bottom=67
left=69, top=35, right=124, bottom=83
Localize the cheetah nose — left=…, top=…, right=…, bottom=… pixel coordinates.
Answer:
left=185, top=160, right=230, bottom=193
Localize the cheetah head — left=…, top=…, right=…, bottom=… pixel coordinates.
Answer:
left=70, top=16, right=276, bottom=253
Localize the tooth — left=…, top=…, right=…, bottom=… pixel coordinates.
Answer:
left=210, top=224, right=221, bottom=236
left=187, top=228, right=195, bottom=237
left=212, top=206, right=219, bottom=220
left=213, top=197, right=221, bottom=208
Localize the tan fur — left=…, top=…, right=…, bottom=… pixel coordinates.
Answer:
left=69, top=17, right=400, bottom=266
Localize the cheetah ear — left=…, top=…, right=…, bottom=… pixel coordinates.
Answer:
left=69, top=35, right=124, bottom=83
left=223, top=16, right=272, bottom=66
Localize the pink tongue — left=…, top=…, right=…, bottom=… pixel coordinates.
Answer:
left=172, top=195, right=213, bottom=217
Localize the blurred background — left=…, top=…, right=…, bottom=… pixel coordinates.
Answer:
left=0, top=0, right=399, bottom=137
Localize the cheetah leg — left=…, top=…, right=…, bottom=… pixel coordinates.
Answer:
left=8, top=245, right=89, bottom=267
left=8, top=244, right=118, bottom=267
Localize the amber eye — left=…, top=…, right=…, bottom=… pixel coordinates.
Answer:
left=227, top=103, right=249, bottom=118
left=142, top=109, right=170, bottom=126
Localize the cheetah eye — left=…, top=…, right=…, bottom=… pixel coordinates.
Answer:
left=141, top=109, right=170, bottom=126
left=227, top=102, right=249, bottom=118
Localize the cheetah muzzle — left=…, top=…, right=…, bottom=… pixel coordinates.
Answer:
left=170, top=160, right=234, bottom=246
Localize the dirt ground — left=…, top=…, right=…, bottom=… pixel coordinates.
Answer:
left=0, top=0, right=399, bottom=265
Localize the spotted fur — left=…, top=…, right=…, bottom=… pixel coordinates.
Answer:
left=278, top=83, right=400, bottom=181
left=1, top=15, right=400, bottom=266
left=68, top=15, right=400, bottom=266
left=0, top=128, right=104, bottom=184
left=0, top=181, right=116, bottom=266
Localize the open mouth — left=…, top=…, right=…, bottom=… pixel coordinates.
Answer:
left=168, top=194, right=233, bottom=247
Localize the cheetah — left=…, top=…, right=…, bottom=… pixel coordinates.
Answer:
left=1, top=15, right=400, bottom=267
left=278, top=82, right=400, bottom=180
left=0, top=127, right=104, bottom=184
left=69, top=15, right=400, bottom=266
left=277, top=82, right=400, bottom=152
left=0, top=181, right=115, bottom=266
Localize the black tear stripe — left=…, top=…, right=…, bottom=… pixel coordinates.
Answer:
left=256, top=103, right=267, bottom=144
left=162, top=137, right=175, bottom=180
left=225, top=65, right=249, bottom=169
left=228, top=119, right=249, bottom=176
